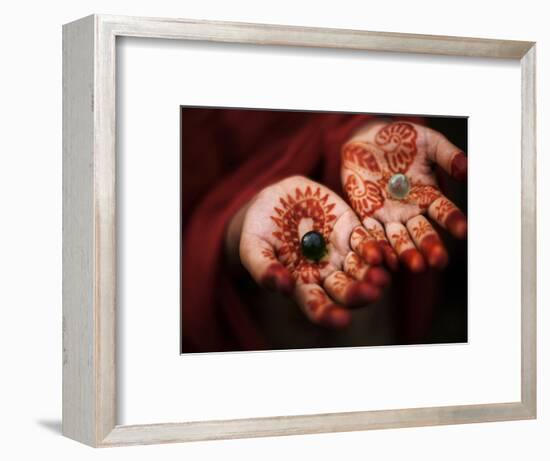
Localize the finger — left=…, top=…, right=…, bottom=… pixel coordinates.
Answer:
left=349, top=225, right=383, bottom=265
left=362, top=217, right=399, bottom=271
left=408, top=184, right=442, bottom=212
left=385, top=222, right=426, bottom=273
left=330, top=208, right=360, bottom=256
left=323, top=271, right=381, bottom=307
left=406, top=216, right=448, bottom=269
left=426, top=127, right=467, bottom=181
left=428, top=196, right=467, bottom=239
left=294, top=283, right=351, bottom=328
left=379, top=240, right=399, bottom=271
left=343, top=251, right=390, bottom=287
left=239, top=232, right=295, bottom=295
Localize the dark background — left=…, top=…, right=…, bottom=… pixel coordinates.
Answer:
left=422, top=116, right=467, bottom=344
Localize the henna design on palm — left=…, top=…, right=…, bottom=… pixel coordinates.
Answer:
left=239, top=176, right=390, bottom=329
left=269, top=185, right=336, bottom=284
left=375, top=122, right=418, bottom=173
left=341, top=121, right=467, bottom=272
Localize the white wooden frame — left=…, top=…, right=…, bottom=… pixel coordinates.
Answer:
left=62, top=14, right=537, bottom=447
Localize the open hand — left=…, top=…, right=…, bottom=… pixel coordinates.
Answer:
left=235, top=176, right=390, bottom=329
left=341, top=120, right=467, bottom=272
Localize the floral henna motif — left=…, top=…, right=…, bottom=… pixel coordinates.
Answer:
left=410, top=219, right=448, bottom=269
left=431, top=197, right=466, bottom=239
left=306, top=289, right=327, bottom=315
left=330, top=272, right=351, bottom=292
left=326, top=271, right=377, bottom=306
left=342, top=124, right=439, bottom=220
left=343, top=175, right=384, bottom=219
left=344, top=253, right=364, bottom=280
left=270, top=186, right=336, bottom=284
left=349, top=226, right=382, bottom=264
left=411, top=220, right=432, bottom=240
left=341, top=122, right=462, bottom=246
left=304, top=288, right=351, bottom=327
left=408, top=184, right=441, bottom=210
left=391, top=229, right=410, bottom=253
left=342, top=142, right=381, bottom=173
left=294, top=260, right=329, bottom=284
left=434, top=198, right=456, bottom=222
left=365, top=226, right=386, bottom=241
left=375, top=122, right=417, bottom=174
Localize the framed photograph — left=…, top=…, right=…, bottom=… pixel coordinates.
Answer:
left=63, top=15, right=536, bottom=447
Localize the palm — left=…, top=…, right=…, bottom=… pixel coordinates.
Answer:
left=341, top=121, right=467, bottom=272
left=240, top=176, right=389, bottom=328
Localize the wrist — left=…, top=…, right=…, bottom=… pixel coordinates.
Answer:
left=224, top=199, right=252, bottom=266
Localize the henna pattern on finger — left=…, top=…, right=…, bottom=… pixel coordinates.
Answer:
left=304, top=288, right=350, bottom=328
left=411, top=219, right=432, bottom=241
left=350, top=226, right=383, bottom=265
left=375, top=122, right=418, bottom=173
left=420, top=234, right=448, bottom=269
left=325, top=272, right=381, bottom=306
left=431, top=197, right=467, bottom=239
left=305, top=289, right=328, bottom=315
left=434, top=198, right=456, bottom=222
left=344, top=252, right=366, bottom=280
left=325, top=272, right=353, bottom=304
left=391, top=229, right=411, bottom=253
left=270, top=186, right=336, bottom=284
left=408, top=184, right=441, bottom=210
left=330, top=272, right=351, bottom=293
left=351, top=227, right=369, bottom=240
left=365, top=225, right=386, bottom=242
left=379, top=241, right=400, bottom=271
left=409, top=219, right=448, bottom=269
left=344, top=252, right=389, bottom=286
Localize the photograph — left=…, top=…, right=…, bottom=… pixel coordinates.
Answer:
left=180, top=107, right=468, bottom=353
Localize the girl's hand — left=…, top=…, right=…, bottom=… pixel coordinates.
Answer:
left=341, top=120, right=467, bottom=272
left=227, top=176, right=390, bottom=329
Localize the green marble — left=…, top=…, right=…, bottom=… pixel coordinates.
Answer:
left=301, top=231, right=327, bottom=262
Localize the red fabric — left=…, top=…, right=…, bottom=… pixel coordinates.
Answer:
left=181, top=109, right=425, bottom=352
